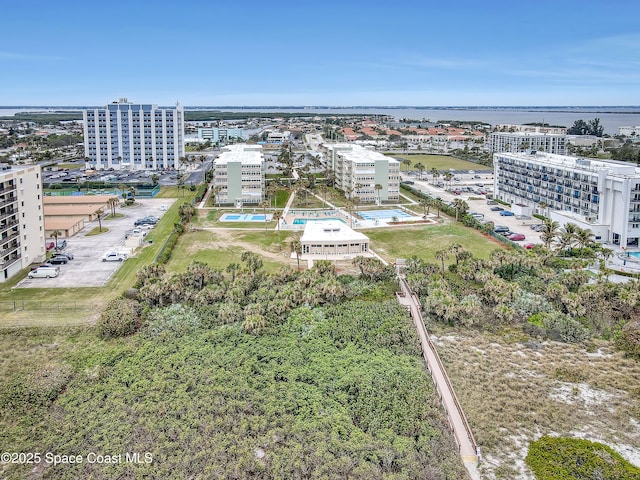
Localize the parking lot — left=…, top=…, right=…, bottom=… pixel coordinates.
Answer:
left=19, top=198, right=175, bottom=288
left=402, top=172, right=543, bottom=245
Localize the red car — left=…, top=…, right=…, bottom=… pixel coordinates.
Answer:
left=508, top=233, right=526, bottom=241
left=45, top=241, right=55, bottom=251
left=524, top=243, right=536, bottom=249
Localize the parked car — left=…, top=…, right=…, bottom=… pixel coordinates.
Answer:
left=45, top=241, right=55, bottom=251
left=30, top=262, right=54, bottom=271
left=28, top=266, right=59, bottom=279
left=524, top=243, right=536, bottom=249
left=500, top=210, right=515, bottom=216
left=508, top=233, right=526, bottom=241
left=134, top=216, right=158, bottom=226
left=102, top=252, right=128, bottom=262
left=516, top=215, right=531, bottom=220
left=159, top=204, right=168, bottom=211
left=49, top=256, right=69, bottom=265
left=530, top=224, right=544, bottom=231
left=494, top=225, right=510, bottom=233
left=53, top=251, right=73, bottom=260
left=487, top=200, right=497, bottom=205
left=400, top=180, right=415, bottom=185
left=490, top=206, right=504, bottom=211
left=125, top=228, right=146, bottom=239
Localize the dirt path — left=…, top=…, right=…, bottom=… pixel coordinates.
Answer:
left=201, top=228, right=292, bottom=263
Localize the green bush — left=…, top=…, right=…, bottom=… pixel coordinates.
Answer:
left=1, top=364, right=72, bottom=409
left=144, top=303, right=201, bottom=338
left=541, top=311, right=591, bottom=343
left=526, top=436, right=640, bottom=479
left=616, top=320, right=640, bottom=359
left=98, top=298, right=143, bottom=339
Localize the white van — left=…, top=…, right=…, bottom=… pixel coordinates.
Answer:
left=28, top=266, right=59, bottom=278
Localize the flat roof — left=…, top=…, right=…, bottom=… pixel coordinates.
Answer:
left=215, top=144, right=264, bottom=166
left=496, top=151, right=639, bottom=176
left=324, top=143, right=399, bottom=164
left=44, top=216, right=85, bottom=230
left=43, top=195, right=118, bottom=205
left=44, top=205, right=104, bottom=215
left=301, top=220, right=369, bottom=243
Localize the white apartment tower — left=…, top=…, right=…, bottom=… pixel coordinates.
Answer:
left=83, top=99, right=185, bottom=171
left=0, top=165, right=46, bottom=282
left=213, top=145, right=265, bottom=206
left=489, top=132, right=567, bottom=155
left=323, top=144, right=399, bottom=203
left=494, top=151, right=640, bottom=247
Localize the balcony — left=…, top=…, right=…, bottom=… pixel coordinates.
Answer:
left=0, top=253, right=21, bottom=269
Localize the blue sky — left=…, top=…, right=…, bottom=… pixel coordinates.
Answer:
left=1, top=0, right=639, bottom=106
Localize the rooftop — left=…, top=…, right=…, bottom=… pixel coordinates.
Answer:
left=215, top=144, right=264, bottom=166
left=301, top=220, right=369, bottom=243
left=496, top=151, right=639, bottom=176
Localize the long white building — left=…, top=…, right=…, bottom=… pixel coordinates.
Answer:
left=489, top=132, right=567, bottom=155
left=213, top=145, right=265, bottom=206
left=83, top=98, right=185, bottom=171
left=0, top=165, right=46, bottom=282
left=323, top=144, right=400, bottom=203
left=494, top=151, right=640, bottom=247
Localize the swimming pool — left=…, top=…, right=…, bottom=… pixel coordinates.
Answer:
left=220, top=213, right=271, bottom=222
left=627, top=252, right=640, bottom=259
left=293, top=218, right=345, bottom=225
left=358, top=209, right=415, bottom=221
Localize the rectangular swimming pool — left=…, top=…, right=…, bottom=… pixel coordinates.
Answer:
left=358, top=209, right=415, bottom=221
left=220, top=213, right=270, bottom=222
left=292, top=218, right=345, bottom=225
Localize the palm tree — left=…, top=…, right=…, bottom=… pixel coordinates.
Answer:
left=538, top=201, right=549, bottom=217
left=419, top=198, right=431, bottom=218
left=273, top=210, right=282, bottom=246
left=559, top=223, right=580, bottom=254
left=96, top=207, right=105, bottom=232
left=226, top=263, right=240, bottom=282
left=443, top=172, right=454, bottom=190
left=452, top=198, right=469, bottom=220
left=540, top=219, right=559, bottom=249
left=374, top=183, right=382, bottom=205
left=51, top=229, right=62, bottom=249
left=575, top=227, right=595, bottom=256
left=434, top=249, right=450, bottom=277
left=431, top=167, right=439, bottom=185
left=414, top=162, right=425, bottom=180
left=213, top=185, right=222, bottom=207
left=290, top=240, right=302, bottom=270
left=259, top=200, right=269, bottom=233
left=402, top=158, right=412, bottom=172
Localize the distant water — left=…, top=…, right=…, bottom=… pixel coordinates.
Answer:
left=2, top=106, right=640, bottom=135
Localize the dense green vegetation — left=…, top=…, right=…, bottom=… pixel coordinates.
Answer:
left=525, top=436, right=640, bottom=479
left=0, top=258, right=466, bottom=479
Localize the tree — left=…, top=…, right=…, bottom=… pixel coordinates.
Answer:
left=290, top=240, right=302, bottom=270
left=96, top=207, right=105, bottom=232
left=226, top=263, right=240, bottom=282
left=452, top=199, right=468, bottom=220
left=260, top=200, right=269, bottom=233
left=575, top=227, right=595, bottom=256
left=273, top=210, right=283, bottom=246
left=414, top=162, right=425, bottom=180
left=374, top=183, right=383, bottom=205
left=443, top=172, right=454, bottom=190
left=49, top=229, right=62, bottom=249
left=431, top=167, right=439, bottom=185
left=540, top=219, right=559, bottom=249
left=178, top=203, right=196, bottom=225
left=418, top=198, right=431, bottom=218
left=402, top=158, right=412, bottom=172
left=434, top=249, right=450, bottom=276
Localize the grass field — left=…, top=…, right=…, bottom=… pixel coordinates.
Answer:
left=391, top=154, right=487, bottom=172
left=365, top=223, right=504, bottom=263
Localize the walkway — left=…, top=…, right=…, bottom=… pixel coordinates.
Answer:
left=396, top=278, right=480, bottom=479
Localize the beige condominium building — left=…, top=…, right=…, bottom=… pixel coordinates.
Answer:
left=323, top=144, right=400, bottom=203
left=0, top=165, right=46, bottom=282
left=213, top=145, right=265, bottom=206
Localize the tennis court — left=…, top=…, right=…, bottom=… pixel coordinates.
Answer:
left=219, top=213, right=271, bottom=222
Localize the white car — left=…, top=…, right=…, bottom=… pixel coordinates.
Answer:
left=102, top=252, right=128, bottom=262
left=28, top=266, right=59, bottom=278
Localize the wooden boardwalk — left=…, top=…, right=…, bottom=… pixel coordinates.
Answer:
left=396, top=278, right=480, bottom=479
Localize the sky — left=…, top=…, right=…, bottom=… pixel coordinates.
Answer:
left=1, top=0, right=639, bottom=106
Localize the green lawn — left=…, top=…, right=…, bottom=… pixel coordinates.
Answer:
left=365, top=223, right=503, bottom=264
left=391, top=154, right=486, bottom=172
left=164, top=230, right=289, bottom=274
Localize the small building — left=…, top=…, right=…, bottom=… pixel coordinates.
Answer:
left=300, top=220, right=371, bottom=259
left=213, top=145, right=265, bottom=206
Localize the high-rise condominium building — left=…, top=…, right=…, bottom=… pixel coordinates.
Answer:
left=494, top=151, right=640, bottom=247
left=83, top=98, right=185, bottom=171
left=213, top=145, right=265, bottom=206
left=489, top=132, right=567, bottom=155
left=323, top=144, right=399, bottom=203
left=0, top=165, right=46, bottom=282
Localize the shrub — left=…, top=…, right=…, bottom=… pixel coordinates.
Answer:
left=526, top=436, right=640, bottom=479
left=542, top=312, right=591, bottom=343
left=616, top=320, right=640, bottom=359
left=98, top=298, right=143, bottom=339
left=1, top=364, right=72, bottom=409
left=145, top=303, right=200, bottom=338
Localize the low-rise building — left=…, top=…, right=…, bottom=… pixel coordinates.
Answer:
left=300, top=220, right=370, bottom=259
left=323, top=144, right=399, bottom=203
left=213, top=145, right=265, bottom=206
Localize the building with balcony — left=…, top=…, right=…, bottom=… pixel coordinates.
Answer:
left=83, top=98, right=185, bottom=171
left=489, top=132, right=567, bottom=155
left=213, top=145, right=265, bottom=206
left=494, top=151, right=640, bottom=247
left=197, top=127, right=244, bottom=144
left=323, top=144, right=400, bottom=203
left=300, top=220, right=371, bottom=260
left=0, top=165, right=46, bottom=282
